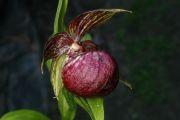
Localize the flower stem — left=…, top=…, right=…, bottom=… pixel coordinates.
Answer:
left=53, top=0, right=77, bottom=120
left=54, top=0, right=68, bottom=34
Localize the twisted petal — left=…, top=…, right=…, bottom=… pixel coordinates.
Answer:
left=43, top=32, right=73, bottom=61
left=41, top=32, right=73, bottom=72
left=68, top=9, right=131, bottom=41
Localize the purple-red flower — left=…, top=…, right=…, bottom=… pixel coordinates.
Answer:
left=42, top=9, right=129, bottom=97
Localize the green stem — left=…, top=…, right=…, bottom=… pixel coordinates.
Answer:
left=54, top=0, right=68, bottom=34
left=58, top=88, right=77, bottom=120
left=53, top=0, right=77, bottom=120
left=41, top=0, right=77, bottom=119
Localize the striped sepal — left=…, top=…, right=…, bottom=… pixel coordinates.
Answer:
left=43, top=32, right=73, bottom=62
left=68, top=9, right=131, bottom=41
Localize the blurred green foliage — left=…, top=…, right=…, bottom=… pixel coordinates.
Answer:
left=116, top=0, right=177, bottom=104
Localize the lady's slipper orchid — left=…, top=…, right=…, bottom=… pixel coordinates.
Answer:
left=42, top=9, right=130, bottom=97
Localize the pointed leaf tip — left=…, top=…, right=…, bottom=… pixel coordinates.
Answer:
left=108, top=9, right=132, bottom=13
left=95, top=9, right=132, bottom=13
left=41, top=58, right=44, bottom=74
left=119, top=79, right=133, bottom=90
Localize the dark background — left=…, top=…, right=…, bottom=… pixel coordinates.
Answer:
left=0, top=0, right=180, bottom=120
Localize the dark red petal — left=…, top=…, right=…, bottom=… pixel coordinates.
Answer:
left=80, top=40, right=98, bottom=52
left=68, top=9, right=131, bottom=41
left=43, top=32, right=73, bottom=62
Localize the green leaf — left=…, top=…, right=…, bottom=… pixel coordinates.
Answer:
left=86, top=98, right=104, bottom=120
left=0, top=110, right=49, bottom=120
left=58, top=88, right=77, bottom=120
left=46, top=59, right=52, bottom=70
left=74, top=96, right=104, bottom=120
left=50, top=54, right=67, bottom=98
left=54, top=54, right=77, bottom=120
left=49, top=53, right=77, bottom=120
left=54, top=0, right=68, bottom=34
left=81, top=33, right=92, bottom=41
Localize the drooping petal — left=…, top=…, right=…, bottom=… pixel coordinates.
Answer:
left=68, top=9, right=131, bottom=41
left=41, top=32, right=73, bottom=73
left=43, top=32, right=73, bottom=62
